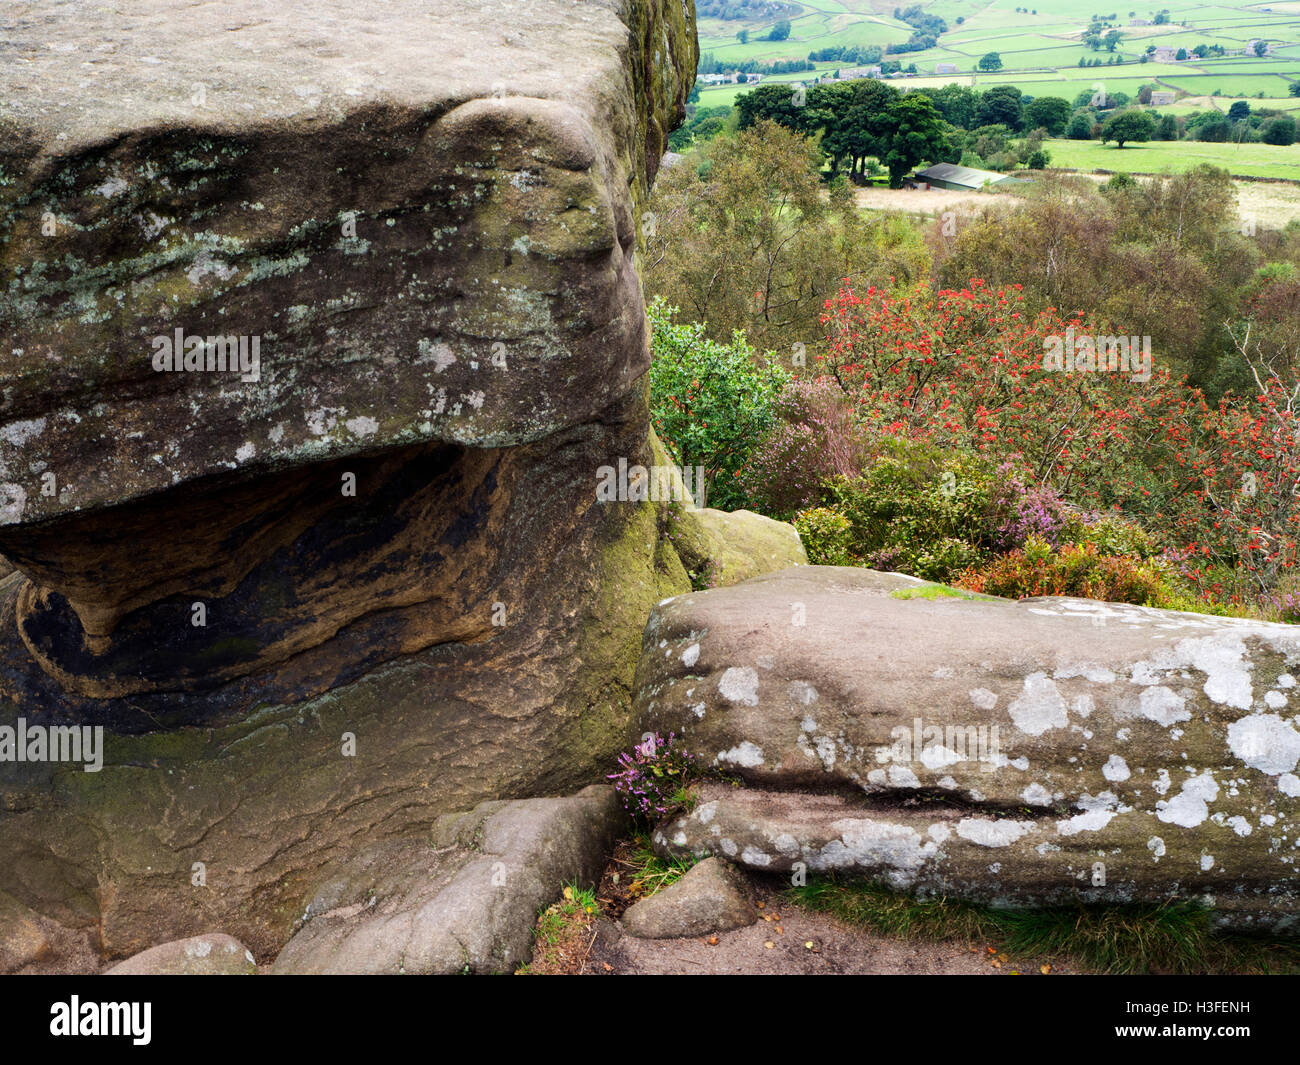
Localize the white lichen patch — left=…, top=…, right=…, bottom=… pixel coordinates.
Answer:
left=1054, top=663, right=1116, bottom=684
left=344, top=416, right=378, bottom=438
left=788, top=680, right=818, bottom=705
left=715, top=741, right=764, bottom=768
left=680, top=642, right=700, bottom=668
left=1057, top=808, right=1116, bottom=836
left=1136, top=685, right=1189, bottom=727
left=1226, top=714, right=1300, bottom=776
left=956, top=818, right=1034, bottom=847
left=1007, top=672, right=1069, bottom=736
left=1102, top=754, right=1131, bottom=782
left=717, top=666, right=759, bottom=706
left=1156, top=771, right=1218, bottom=828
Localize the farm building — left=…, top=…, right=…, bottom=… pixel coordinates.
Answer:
left=1149, top=90, right=1176, bottom=105
left=935, top=62, right=959, bottom=74
left=907, top=163, right=1013, bottom=191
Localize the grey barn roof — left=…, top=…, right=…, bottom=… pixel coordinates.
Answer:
left=914, top=162, right=1010, bottom=188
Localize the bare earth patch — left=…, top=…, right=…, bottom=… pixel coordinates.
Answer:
left=581, top=876, right=1075, bottom=976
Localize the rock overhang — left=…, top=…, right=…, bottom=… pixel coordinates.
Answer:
left=0, top=0, right=697, bottom=524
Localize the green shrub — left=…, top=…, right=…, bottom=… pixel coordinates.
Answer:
left=793, top=506, right=856, bottom=566
left=1059, top=511, right=1159, bottom=558
left=824, top=441, right=1000, bottom=582
left=647, top=299, right=790, bottom=511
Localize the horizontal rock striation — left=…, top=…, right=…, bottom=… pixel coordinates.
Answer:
left=637, top=567, right=1300, bottom=931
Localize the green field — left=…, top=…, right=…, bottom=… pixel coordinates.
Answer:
left=693, top=0, right=1300, bottom=178
left=696, top=0, right=1300, bottom=104
left=1042, top=135, right=1300, bottom=177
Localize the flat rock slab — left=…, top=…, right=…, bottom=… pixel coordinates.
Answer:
left=104, top=933, right=256, bottom=975
left=636, top=566, right=1300, bottom=931
left=270, top=785, right=624, bottom=974
left=621, top=856, right=756, bottom=938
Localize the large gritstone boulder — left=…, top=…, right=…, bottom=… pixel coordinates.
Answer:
left=0, top=0, right=697, bottom=970
left=635, top=567, right=1300, bottom=932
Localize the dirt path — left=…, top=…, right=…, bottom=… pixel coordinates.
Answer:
left=583, top=880, right=1077, bottom=976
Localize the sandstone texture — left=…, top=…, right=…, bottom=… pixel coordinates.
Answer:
left=0, top=0, right=699, bottom=970
left=637, top=567, right=1300, bottom=931
left=104, top=933, right=257, bottom=975
left=621, top=856, right=756, bottom=938
left=672, top=508, right=808, bottom=589
left=271, top=785, right=623, bottom=974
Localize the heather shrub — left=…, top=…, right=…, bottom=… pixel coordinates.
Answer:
left=607, top=732, right=699, bottom=821
left=986, top=463, right=1072, bottom=551
left=741, top=378, right=875, bottom=521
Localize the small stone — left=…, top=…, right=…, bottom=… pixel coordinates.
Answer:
left=621, top=858, right=757, bottom=940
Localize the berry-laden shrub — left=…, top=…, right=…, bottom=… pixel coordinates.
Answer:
left=793, top=506, right=856, bottom=566
left=956, top=535, right=1174, bottom=604
left=647, top=299, right=790, bottom=511
left=607, top=733, right=699, bottom=821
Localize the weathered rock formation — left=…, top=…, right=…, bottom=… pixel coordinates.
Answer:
left=621, top=855, right=756, bottom=938
left=272, top=785, right=623, bottom=974
left=104, top=933, right=257, bottom=976
left=0, top=0, right=700, bottom=970
left=636, top=568, right=1300, bottom=931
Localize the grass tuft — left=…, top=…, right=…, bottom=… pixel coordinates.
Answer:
left=788, top=877, right=1300, bottom=974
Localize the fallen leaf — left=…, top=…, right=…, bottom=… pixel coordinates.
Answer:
left=804, top=941, right=815, bottom=950
left=986, top=945, right=997, bottom=954
left=1040, top=964, right=1052, bottom=975
left=991, top=960, right=1002, bottom=969
left=775, top=925, right=783, bottom=934
left=757, top=901, right=765, bottom=909
left=563, top=886, right=573, bottom=901
left=764, top=941, right=774, bottom=949
left=603, top=963, right=612, bottom=972
left=707, top=935, right=719, bottom=945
